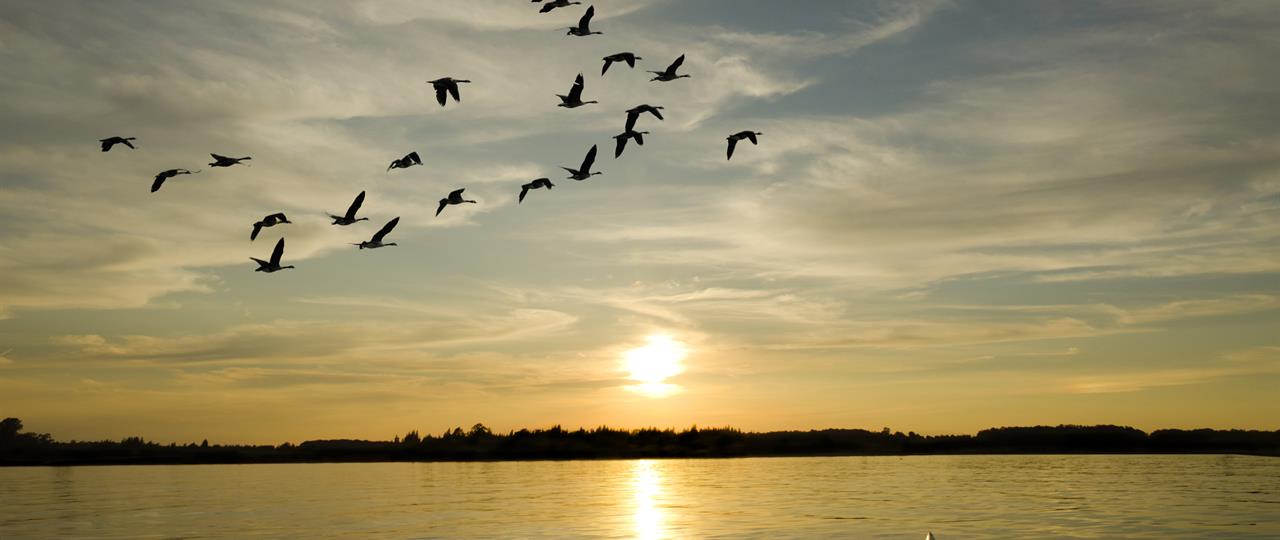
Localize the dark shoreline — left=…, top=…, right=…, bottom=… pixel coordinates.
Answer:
left=5, top=422, right=1278, bottom=467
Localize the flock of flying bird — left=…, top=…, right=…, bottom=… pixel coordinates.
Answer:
left=97, top=3, right=764, bottom=275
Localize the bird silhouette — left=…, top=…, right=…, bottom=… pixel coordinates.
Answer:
left=355, top=217, right=400, bottom=249
left=329, top=191, right=369, bottom=226
left=601, top=52, right=641, bottom=75
left=209, top=154, right=251, bottom=167
left=538, top=0, right=580, bottom=13
left=726, top=130, right=762, bottom=160
left=436, top=188, right=477, bottom=217
left=625, top=104, right=664, bottom=131
left=650, top=54, right=690, bottom=82
left=519, top=178, right=555, bottom=203
left=250, top=238, right=294, bottom=273
left=250, top=213, right=291, bottom=241
left=99, top=136, right=136, bottom=152
left=613, top=130, right=649, bottom=158
left=567, top=5, right=602, bottom=36
left=150, top=169, right=197, bottom=192
left=388, top=151, right=423, bottom=171
left=428, top=77, right=470, bottom=107
left=563, top=145, right=602, bottom=180
left=557, top=74, right=597, bottom=108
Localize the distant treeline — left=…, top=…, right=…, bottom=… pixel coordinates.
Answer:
left=2, top=417, right=1277, bottom=466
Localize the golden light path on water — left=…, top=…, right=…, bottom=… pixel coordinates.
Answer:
left=622, top=335, right=688, bottom=398
left=632, top=460, right=667, bottom=540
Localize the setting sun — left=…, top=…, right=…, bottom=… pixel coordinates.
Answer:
left=623, top=335, right=688, bottom=397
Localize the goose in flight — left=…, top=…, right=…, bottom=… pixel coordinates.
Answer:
left=428, top=77, right=470, bottom=107
left=567, top=5, right=602, bottom=36
left=99, top=136, right=136, bottom=152
left=209, top=154, right=251, bottom=167
left=601, top=52, right=641, bottom=75
left=355, top=217, right=400, bottom=249
left=150, top=169, right=197, bottom=192
left=538, top=0, right=580, bottom=13
left=650, top=54, right=690, bottom=82
left=518, top=178, right=554, bottom=203
left=251, top=238, right=294, bottom=273
left=388, top=151, right=422, bottom=171
left=613, top=130, right=649, bottom=158
left=250, top=213, right=291, bottom=241
left=563, top=145, right=601, bottom=180
left=624, top=104, right=664, bottom=131
left=329, top=191, right=369, bottom=226
left=557, top=74, right=597, bottom=108
left=726, top=131, right=762, bottom=160
left=436, top=188, right=477, bottom=217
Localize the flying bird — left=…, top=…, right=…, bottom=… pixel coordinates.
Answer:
left=518, top=178, right=555, bottom=203
left=566, top=5, right=602, bottom=36
left=563, top=145, right=601, bottom=180
left=209, top=154, right=251, bottom=167
left=355, top=217, right=400, bottom=249
left=428, top=77, right=470, bottom=107
left=150, top=169, right=197, bottom=192
left=99, top=136, right=136, bottom=152
left=613, top=130, right=649, bottom=158
left=726, top=130, right=762, bottom=160
left=557, top=73, right=597, bottom=108
left=538, top=0, right=580, bottom=13
left=650, top=54, right=690, bottom=82
left=624, top=104, right=664, bottom=131
left=388, top=151, right=423, bottom=171
left=601, top=52, right=641, bottom=75
left=436, top=188, right=477, bottom=217
left=250, top=238, right=294, bottom=273
left=329, top=191, right=369, bottom=226
left=250, top=213, right=291, bottom=241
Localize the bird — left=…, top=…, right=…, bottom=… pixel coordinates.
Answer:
left=624, top=104, right=664, bottom=131
left=99, top=136, right=136, bottom=152
left=726, top=130, right=763, bottom=160
left=329, top=191, right=369, bottom=226
left=926, top=534, right=936, bottom=540
left=613, top=130, right=649, bottom=158
left=388, top=151, right=423, bottom=171
left=428, top=77, right=470, bottom=107
left=250, top=238, right=294, bottom=273
left=601, top=52, right=641, bottom=75
left=650, top=54, right=690, bottom=82
left=538, top=0, right=580, bottom=13
left=436, top=188, right=477, bottom=217
left=209, top=154, right=251, bottom=167
left=355, top=217, right=400, bottom=249
left=566, top=5, right=602, bottom=36
left=150, top=169, right=197, bottom=192
left=518, top=178, right=555, bottom=203
left=250, top=213, right=291, bottom=241
left=557, top=74, right=597, bottom=108
left=563, top=145, right=602, bottom=180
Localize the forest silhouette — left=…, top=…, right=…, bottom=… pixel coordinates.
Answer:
left=2, top=417, right=1277, bottom=466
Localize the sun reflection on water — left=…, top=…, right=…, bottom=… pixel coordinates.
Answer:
left=632, top=460, right=666, bottom=539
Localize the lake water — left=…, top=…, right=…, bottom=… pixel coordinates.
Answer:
left=1, top=455, right=1277, bottom=538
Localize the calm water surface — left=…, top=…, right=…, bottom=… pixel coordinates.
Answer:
left=1, top=455, right=1277, bottom=538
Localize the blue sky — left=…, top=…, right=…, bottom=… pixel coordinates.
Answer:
left=1, top=0, right=1277, bottom=443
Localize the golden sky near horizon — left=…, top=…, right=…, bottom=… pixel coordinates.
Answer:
left=1, top=1, right=1278, bottom=444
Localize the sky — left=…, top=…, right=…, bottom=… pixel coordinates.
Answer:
left=1, top=0, right=1278, bottom=444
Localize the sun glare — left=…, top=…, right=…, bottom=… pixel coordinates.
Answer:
left=623, top=335, right=687, bottom=397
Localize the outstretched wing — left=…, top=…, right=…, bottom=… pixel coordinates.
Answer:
left=251, top=222, right=263, bottom=241
left=650, top=108, right=664, bottom=121
left=210, top=153, right=228, bottom=162
left=745, top=132, right=758, bottom=145
left=567, top=73, right=584, bottom=101
left=539, top=3, right=555, bottom=12
left=578, top=5, right=594, bottom=29
left=100, top=139, right=113, bottom=152
left=450, top=188, right=466, bottom=199
left=435, top=85, right=447, bottom=106
left=436, top=200, right=447, bottom=216
left=447, top=81, right=461, bottom=102
left=634, top=132, right=645, bottom=146
left=581, top=144, right=597, bottom=172
left=250, top=257, right=269, bottom=268
left=624, top=54, right=637, bottom=68
left=614, top=136, right=626, bottom=158
left=267, top=213, right=288, bottom=222
left=668, top=54, right=685, bottom=74
left=345, top=191, right=365, bottom=219
left=372, top=217, right=399, bottom=242
left=409, top=151, right=422, bottom=165
left=727, top=138, right=738, bottom=160
left=625, top=110, right=639, bottom=132
left=122, top=139, right=135, bottom=149
left=519, top=185, right=530, bottom=203
left=270, top=238, right=285, bottom=266
left=601, top=58, right=613, bottom=75
left=151, top=174, right=167, bottom=192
